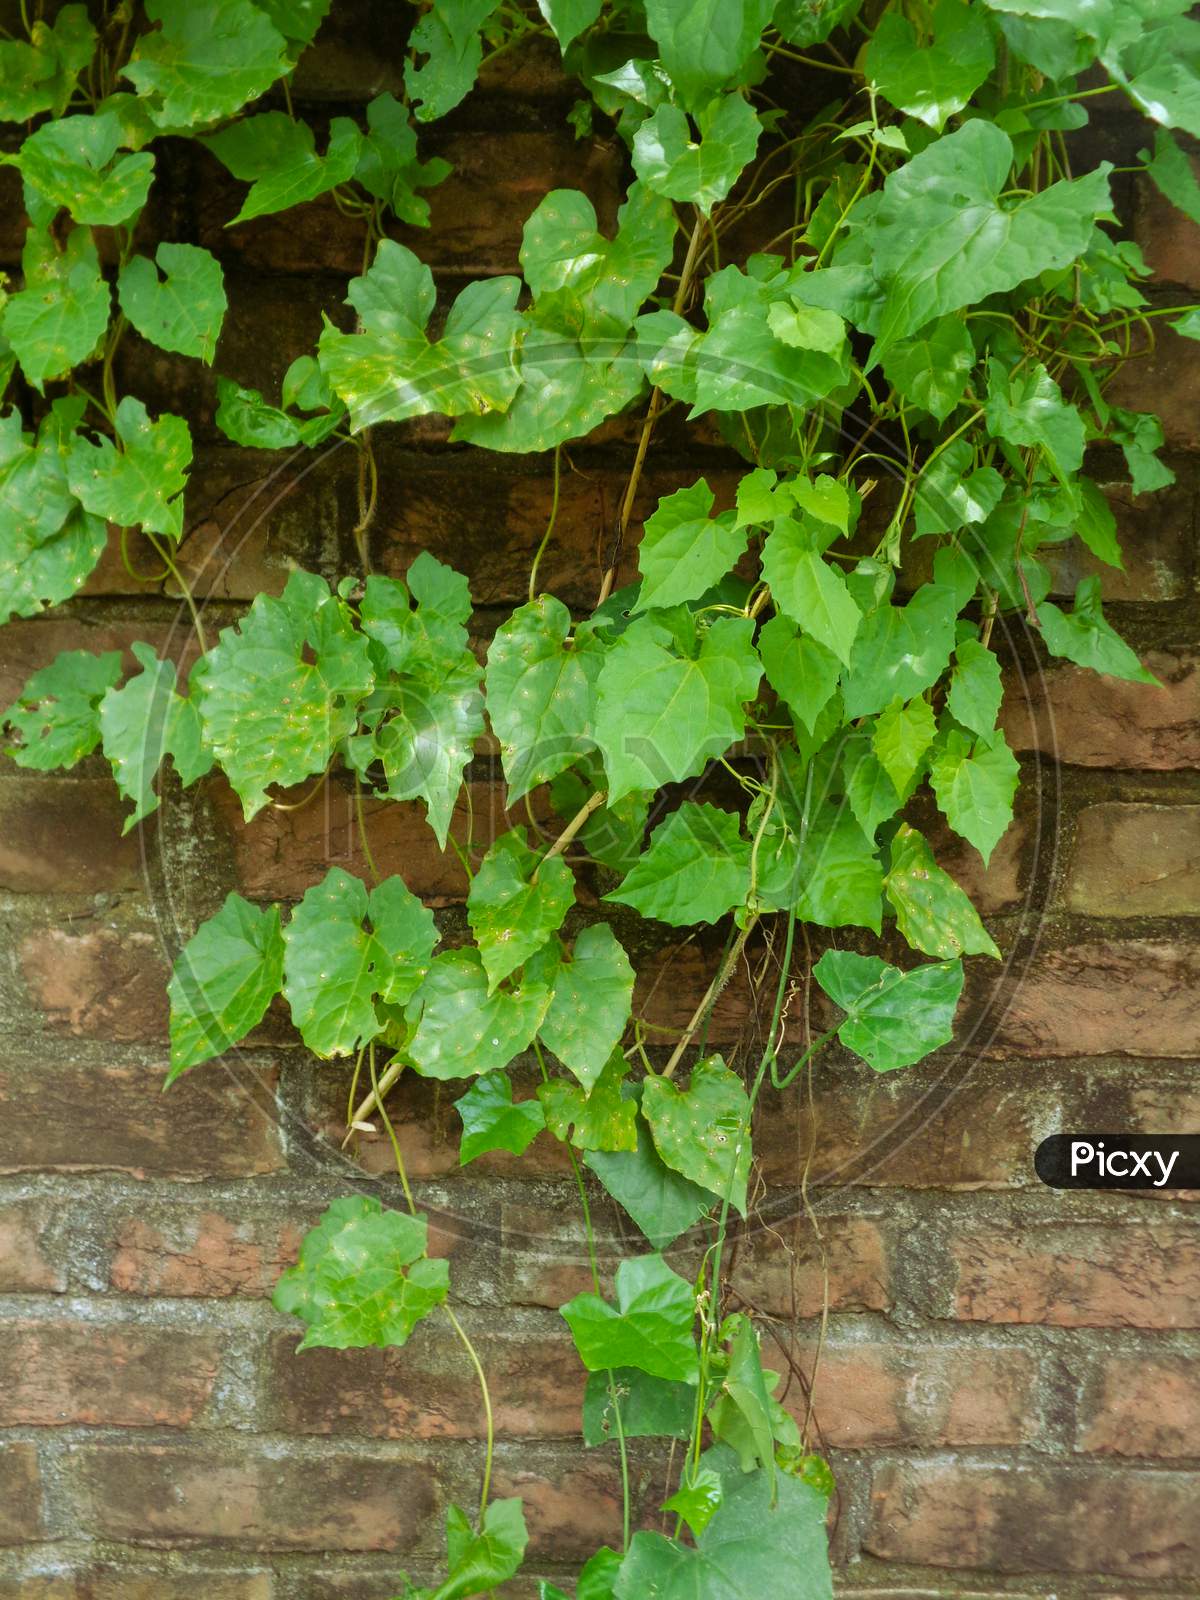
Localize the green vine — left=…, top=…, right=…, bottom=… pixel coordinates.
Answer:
left=1, top=0, right=1195, bottom=1592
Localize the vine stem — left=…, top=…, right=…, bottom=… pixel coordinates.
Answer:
left=661, top=913, right=759, bottom=1080
left=597, top=213, right=705, bottom=605
left=532, top=788, right=606, bottom=880
left=343, top=1056, right=403, bottom=1140
left=527, top=442, right=562, bottom=602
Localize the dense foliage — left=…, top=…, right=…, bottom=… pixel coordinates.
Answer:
left=2, top=0, right=1195, bottom=1590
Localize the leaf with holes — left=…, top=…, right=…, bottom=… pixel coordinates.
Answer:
left=585, top=1106, right=712, bottom=1248
left=633, top=95, right=761, bottom=214
left=2, top=648, right=122, bottom=770
left=642, top=1057, right=751, bottom=1215
left=167, top=892, right=285, bottom=1082
left=274, top=1196, right=448, bottom=1351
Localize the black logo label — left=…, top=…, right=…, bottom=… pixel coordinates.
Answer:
left=1035, top=1134, right=1200, bottom=1190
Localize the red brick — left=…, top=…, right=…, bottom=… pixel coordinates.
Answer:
left=758, top=1063, right=1046, bottom=1191
left=977, top=938, right=1200, bottom=1059
left=0, top=1321, right=221, bottom=1427
left=866, top=1459, right=1200, bottom=1576
left=949, top=1223, right=1200, bottom=1328
left=0, top=777, right=146, bottom=893
left=0, top=1444, right=43, bottom=1544
left=1078, top=1354, right=1200, bottom=1457
left=86, top=1574, right=271, bottom=1600
left=0, top=1059, right=284, bottom=1178
left=491, top=1459, right=627, bottom=1560
left=731, top=1216, right=892, bottom=1319
left=1136, top=165, right=1200, bottom=289
left=212, top=773, right=547, bottom=903
left=269, top=1325, right=585, bottom=1439
left=109, top=1210, right=305, bottom=1298
left=784, top=1339, right=1038, bottom=1449
left=76, top=1443, right=438, bottom=1551
left=19, top=921, right=169, bottom=1042
left=0, top=619, right=197, bottom=714
left=1066, top=803, right=1200, bottom=916
left=1044, top=480, right=1196, bottom=602
left=1002, top=647, right=1200, bottom=769
left=0, top=1201, right=65, bottom=1292
left=1107, top=325, right=1200, bottom=450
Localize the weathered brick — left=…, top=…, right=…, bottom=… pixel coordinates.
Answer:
left=1044, top=479, right=1196, bottom=602
left=786, top=1339, right=1038, bottom=1448
left=0, top=1201, right=65, bottom=1292
left=949, top=1223, right=1200, bottom=1328
left=109, top=1209, right=305, bottom=1298
left=758, top=1061, right=1047, bottom=1191
left=1107, top=324, right=1200, bottom=450
left=865, top=1459, right=1200, bottom=1576
left=0, top=1321, right=222, bottom=1427
left=1066, top=802, right=1200, bottom=916
left=491, top=1459, right=627, bottom=1560
left=1078, top=1354, right=1200, bottom=1458
left=977, top=938, right=1200, bottom=1059
left=76, top=1443, right=439, bottom=1552
left=1002, top=647, right=1200, bottom=769
left=1136, top=164, right=1200, bottom=289
left=85, top=1573, right=272, bottom=1600
left=268, top=1324, right=585, bottom=1439
left=0, top=777, right=145, bottom=893
left=0, top=619, right=195, bottom=712
left=0, top=1444, right=43, bottom=1545
left=18, top=920, right=169, bottom=1042
left=731, top=1216, right=892, bottom=1319
left=0, top=1059, right=284, bottom=1177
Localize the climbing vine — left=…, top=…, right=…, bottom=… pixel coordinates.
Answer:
left=1, top=0, right=1196, bottom=1590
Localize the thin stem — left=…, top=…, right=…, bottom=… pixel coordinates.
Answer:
left=345, top=1057, right=405, bottom=1141
left=370, top=1042, right=415, bottom=1213
left=534, top=789, right=605, bottom=879
left=527, top=443, right=562, bottom=603
left=355, top=777, right=382, bottom=883
left=146, top=533, right=207, bottom=652
left=661, top=914, right=759, bottom=1079
left=445, top=1306, right=496, bottom=1523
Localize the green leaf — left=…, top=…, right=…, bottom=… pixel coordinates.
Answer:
left=540, top=925, right=635, bottom=1092
left=1037, top=576, right=1160, bottom=684
left=813, top=948, right=964, bottom=1073
left=632, top=95, right=761, bottom=214
left=984, top=358, right=1085, bottom=479
left=841, top=583, right=958, bottom=719
left=429, top=1499, right=529, bottom=1600
left=455, top=1071, right=546, bottom=1164
left=885, top=822, right=1000, bottom=960
left=643, top=0, right=775, bottom=104
left=1144, top=127, right=1200, bottom=225
left=66, top=397, right=192, bottom=540
left=537, top=0, right=602, bottom=49
left=871, top=696, right=936, bottom=793
left=583, top=1368, right=695, bottom=1445
left=761, top=520, right=861, bottom=666
left=166, top=893, right=285, bottom=1081
left=2, top=648, right=122, bottom=769
left=485, top=595, right=602, bottom=803
left=320, top=240, right=523, bottom=429
left=914, top=438, right=1004, bottom=536
left=521, top=182, right=677, bottom=341
left=118, top=243, right=227, bottom=363
left=866, top=119, right=1112, bottom=350
left=99, top=641, right=212, bottom=830
left=775, top=0, right=863, bottom=46
left=561, top=1253, right=699, bottom=1382
left=2, top=225, right=110, bottom=392
left=706, top=1316, right=778, bottom=1483
left=538, top=1050, right=639, bottom=1151
left=642, top=1057, right=751, bottom=1215
left=405, top=0, right=499, bottom=123
left=929, top=726, right=1020, bottom=864
left=453, top=328, right=643, bottom=452
left=585, top=1110, right=711, bottom=1248
left=1110, top=17, right=1200, bottom=139
left=274, top=1196, right=449, bottom=1351
left=282, top=867, right=437, bottom=1057
left=634, top=481, right=749, bottom=612
left=594, top=612, right=762, bottom=802
left=123, top=0, right=289, bottom=128
left=662, top=1468, right=724, bottom=1539
left=757, top=615, right=840, bottom=734
left=199, top=569, right=374, bottom=819
left=794, top=801, right=884, bottom=930
left=843, top=739, right=904, bottom=841
left=865, top=0, right=994, bottom=131
left=256, top=0, right=332, bottom=45
left=0, top=407, right=107, bottom=622
left=607, top=803, right=751, bottom=926
left=467, top=829, right=575, bottom=992
left=614, top=1448, right=833, bottom=1600
left=947, top=636, right=1003, bottom=735
left=880, top=316, right=974, bottom=422
left=204, top=111, right=362, bottom=223
left=0, top=7, right=96, bottom=121
left=1108, top=410, right=1174, bottom=498
left=550, top=761, right=651, bottom=874
left=18, top=111, right=154, bottom=225
left=408, top=948, right=552, bottom=1080
left=355, top=92, right=452, bottom=226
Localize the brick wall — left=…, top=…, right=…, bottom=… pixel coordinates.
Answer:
left=1, top=8, right=1198, bottom=1597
